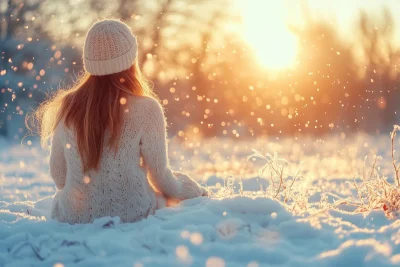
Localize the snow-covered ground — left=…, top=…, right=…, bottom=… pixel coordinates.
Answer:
left=1, top=134, right=400, bottom=266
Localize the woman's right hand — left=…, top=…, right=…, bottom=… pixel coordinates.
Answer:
left=201, top=187, right=209, bottom=196
left=173, top=171, right=208, bottom=199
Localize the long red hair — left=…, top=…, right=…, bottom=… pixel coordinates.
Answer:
left=27, top=62, right=155, bottom=172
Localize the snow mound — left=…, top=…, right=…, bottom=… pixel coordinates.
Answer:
left=0, top=196, right=399, bottom=267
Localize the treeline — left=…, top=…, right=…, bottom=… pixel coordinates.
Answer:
left=0, top=0, right=399, bottom=139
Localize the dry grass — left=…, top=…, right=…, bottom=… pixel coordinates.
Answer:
left=339, top=154, right=400, bottom=219
left=391, top=125, right=400, bottom=187
left=215, top=125, right=400, bottom=219
left=247, top=150, right=310, bottom=213
left=319, top=126, right=400, bottom=219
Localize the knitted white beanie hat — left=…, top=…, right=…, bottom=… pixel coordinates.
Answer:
left=83, top=19, right=138, bottom=76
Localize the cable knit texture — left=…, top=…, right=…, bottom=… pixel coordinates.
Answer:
left=83, top=19, right=138, bottom=76
left=50, top=96, right=205, bottom=224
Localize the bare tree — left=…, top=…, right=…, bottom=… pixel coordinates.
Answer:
left=0, top=0, right=43, bottom=137
left=358, top=8, right=400, bottom=132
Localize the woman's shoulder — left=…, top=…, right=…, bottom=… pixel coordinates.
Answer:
left=129, top=96, right=163, bottom=114
left=132, top=95, right=160, bottom=107
left=54, top=119, right=72, bottom=139
left=123, top=96, right=165, bottom=128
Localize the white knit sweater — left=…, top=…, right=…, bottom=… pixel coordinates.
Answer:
left=50, top=96, right=205, bottom=224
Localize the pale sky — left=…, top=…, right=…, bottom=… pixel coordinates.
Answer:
left=234, top=0, right=400, bottom=68
left=287, top=0, right=400, bottom=43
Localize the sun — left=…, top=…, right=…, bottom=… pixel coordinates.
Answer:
left=236, top=0, right=298, bottom=70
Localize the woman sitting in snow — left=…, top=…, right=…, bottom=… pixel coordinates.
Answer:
left=29, top=19, right=208, bottom=224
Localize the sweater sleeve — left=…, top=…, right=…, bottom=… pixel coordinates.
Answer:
left=140, top=98, right=204, bottom=200
left=49, top=129, right=67, bottom=190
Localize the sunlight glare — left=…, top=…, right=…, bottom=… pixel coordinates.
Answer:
left=237, top=0, right=298, bottom=70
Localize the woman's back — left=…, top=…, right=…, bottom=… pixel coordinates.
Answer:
left=50, top=96, right=205, bottom=224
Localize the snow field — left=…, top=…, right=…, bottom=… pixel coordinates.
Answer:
left=1, top=134, right=400, bottom=266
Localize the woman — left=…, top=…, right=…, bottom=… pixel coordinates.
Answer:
left=29, top=19, right=207, bottom=224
